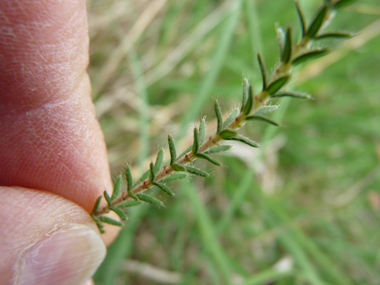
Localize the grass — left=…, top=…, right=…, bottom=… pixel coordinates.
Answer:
left=88, top=0, right=380, bottom=284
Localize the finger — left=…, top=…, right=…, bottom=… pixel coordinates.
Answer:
left=0, top=0, right=112, bottom=212
left=0, top=186, right=106, bottom=285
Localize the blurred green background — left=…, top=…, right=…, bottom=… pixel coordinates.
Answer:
left=87, top=0, right=380, bottom=284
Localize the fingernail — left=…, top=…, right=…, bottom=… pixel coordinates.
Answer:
left=16, top=224, right=106, bottom=285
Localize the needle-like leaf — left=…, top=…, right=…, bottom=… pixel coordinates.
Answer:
left=257, top=53, right=267, bottom=91
left=98, top=216, right=123, bottom=227
left=153, top=182, right=175, bottom=196
left=154, top=149, right=164, bottom=172
left=246, top=115, right=280, bottom=127
left=137, top=193, right=164, bottom=208
left=168, top=135, right=177, bottom=165
left=196, top=153, right=222, bottom=166
left=111, top=175, right=122, bottom=201
left=214, top=100, right=223, bottom=134
left=192, top=128, right=199, bottom=154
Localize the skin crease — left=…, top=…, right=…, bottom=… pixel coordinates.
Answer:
left=0, top=0, right=120, bottom=283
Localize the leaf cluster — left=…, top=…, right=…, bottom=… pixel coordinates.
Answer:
left=92, top=0, right=357, bottom=233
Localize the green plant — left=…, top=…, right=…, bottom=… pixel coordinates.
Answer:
left=91, top=0, right=357, bottom=233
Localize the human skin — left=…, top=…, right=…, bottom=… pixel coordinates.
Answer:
left=0, top=0, right=119, bottom=284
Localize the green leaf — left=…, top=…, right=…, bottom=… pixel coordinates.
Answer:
left=281, top=27, right=292, bottom=64
left=185, top=166, right=210, bottom=177
left=222, top=109, right=239, bottom=129
left=104, top=190, right=112, bottom=207
left=204, top=145, right=232, bottom=155
left=119, top=200, right=143, bottom=208
left=111, top=176, right=122, bottom=201
left=125, top=166, right=139, bottom=201
left=153, top=182, right=174, bottom=196
left=271, top=90, right=314, bottom=100
left=224, top=135, right=260, bottom=148
left=214, top=100, right=223, bottom=134
left=136, top=193, right=164, bottom=208
left=334, top=0, right=357, bottom=9
left=154, top=148, right=164, bottom=172
left=92, top=214, right=105, bottom=233
left=314, top=32, right=353, bottom=41
left=291, top=48, right=329, bottom=66
left=199, top=118, right=206, bottom=144
left=219, top=129, right=238, bottom=139
left=98, top=215, right=123, bottom=227
left=241, top=78, right=249, bottom=111
left=275, top=25, right=285, bottom=54
left=192, top=128, right=199, bottom=154
left=111, top=207, right=128, bottom=221
left=159, top=172, right=188, bottom=183
left=168, top=135, right=177, bottom=165
left=246, top=115, right=280, bottom=127
left=242, top=84, right=254, bottom=115
left=196, top=153, right=222, bottom=166
left=266, top=75, right=290, bottom=95
left=295, top=1, right=306, bottom=37
left=178, top=145, right=193, bottom=160
left=92, top=196, right=102, bottom=213
left=257, top=53, right=267, bottom=91
left=254, top=105, right=279, bottom=116
left=133, top=169, right=149, bottom=187
left=172, top=163, right=186, bottom=172
left=306, top=4, right=328, bottom=39
left=149, top=162, right=155, bottom=182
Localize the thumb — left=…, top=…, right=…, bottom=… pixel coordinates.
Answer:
left=0, top=186, right=106, bottom=285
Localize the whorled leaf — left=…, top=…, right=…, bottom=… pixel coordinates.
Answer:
left=241, top=78, right=249, bottom=111
left=92, top=214, right=105, bottom=233
left=196, top=153, right=221, bottom=166
left=136, top=193, right=164, bottom=208
left=199, top=118, right=206, bottom=144
left=275, top=25, right=285, bottom=57
left=153, top=182, right=174, bottom=196
left=111, top=207, right=128, bottom=221
left=92, top=196, right=102, bottom=213
left=111, top=175, right=122, bottom=201
left=291, top=48, right=329, bottom=66
left=242, top=84, right=254, bottom=115
left=119, top=200, right=143, bottom=208
left=168, top=135, right=177, bottom=165
left=172, top=163, right=186, bottom=172
left=306, top=4, right=328, bottom=39
left=314, top=32, right=353, bottom=41
left=192, top=128, right=199, bottom=154
left=159, top=172, right=187, bottom=183
left=125, top=166, right=139, bottom=201
left=257, top=53, right=267, bottom=91
left=219, top=129, right=238, bottom=139
left=185, top=166, right=209, bottom=177
left=104, top=190, right=112, bottom=207
left=149, top=162, right=155, bottom=182
left=266, top=75, right=290, bottom=95
left=224, top=135, right=260, bottom=148
left=271, top=90, right=314, bottom=100
left=98, top=215, right=123, bottom=227
left=154, top=148, right=164, bottom=173
left=334, top=0, right=357, bottom=9
left=246, top=115, right=280, bottom=127
left=223, top=109, right=239, bottom=129
left=214, top=100, right=223, bottom=134
left=203, top=145, right=232, bottom=155
left=295, top=1, right=306, bottom=37
left=254, top=105, right=279, bottom=116
left=281, top=27, right=292, bottom=64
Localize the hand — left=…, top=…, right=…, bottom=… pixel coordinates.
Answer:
left=0, top=1, right=118, bottom=284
